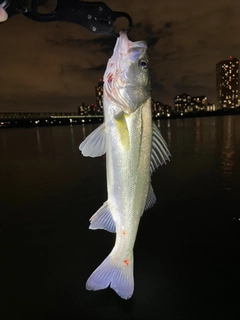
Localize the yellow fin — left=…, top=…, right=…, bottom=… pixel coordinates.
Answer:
left=114, top=113, right=130, bottom=150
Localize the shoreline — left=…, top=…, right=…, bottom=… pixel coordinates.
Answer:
left=0, top=109, right=239, bottom=129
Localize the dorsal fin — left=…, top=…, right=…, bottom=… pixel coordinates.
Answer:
left=150, top=122, right=171, bottom=173
left=144, top=184, right=156, bottom=213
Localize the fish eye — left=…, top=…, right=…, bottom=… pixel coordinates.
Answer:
left=139, top=59, right=148, bottom=69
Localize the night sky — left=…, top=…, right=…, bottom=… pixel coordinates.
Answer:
left=0, top=0, right=240, bottom=112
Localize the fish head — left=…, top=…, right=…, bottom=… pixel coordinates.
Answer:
left=104, top=31, right=151, bottom=114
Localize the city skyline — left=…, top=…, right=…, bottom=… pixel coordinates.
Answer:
left=0, top=0, right=240, bottom=112
left=95, top=55, right=240, bottom=113
left=1, top=54, right=239, bottom=115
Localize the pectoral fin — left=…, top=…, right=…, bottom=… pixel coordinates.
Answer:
left=114, top=112, right=130, bottom=150
left=79, top=123, right=107, bottom=157
left=150, top=122, right=171, bottom=173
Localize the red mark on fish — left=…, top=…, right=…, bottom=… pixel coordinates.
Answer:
left=123, top=259, right=129, bottom=266
left=107, top=73, right=113, bottom=83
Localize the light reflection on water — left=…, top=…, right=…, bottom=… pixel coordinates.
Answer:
left=0, top=115, right=240, bottom=208
left=156, top=119, right=172, bottom=149
left=221, top=116, right=235, bottom=190
left=154, top=115, right=240, bottom=196
left=70, top=125, right=77, bottom=154
left=36, top=127, right=42, bottom=157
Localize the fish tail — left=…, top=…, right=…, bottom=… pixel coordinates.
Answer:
left=86, top=251, right=134, bottom=300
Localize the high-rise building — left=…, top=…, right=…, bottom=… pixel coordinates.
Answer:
left=216, top=56, right=239, bottom=109
left=95, top=78, right=104, bottom=114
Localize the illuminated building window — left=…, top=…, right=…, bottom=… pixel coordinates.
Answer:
left=216, top=57, right=239, bottom=109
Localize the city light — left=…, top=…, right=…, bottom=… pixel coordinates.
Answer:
left=0, top=57, right=239, bottom=128
left=216, top=57, right=239, bottom=109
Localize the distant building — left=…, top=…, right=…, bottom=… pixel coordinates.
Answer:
left=174, top=93, right=215, bottom=114
left=96, top=78, right=104, bottom=114
left=152, top=100, right=163, bottom=117
left=174, top=93, right=192, bottom=114
left=152, top=100, right=172, bottom=117
left=162, top=104, right=172, bottom=116
left=78, top=102, right=90, bottom=115
left=191, top=96, right=216, bottom=112
left=216, top=56, right=239, bottom=109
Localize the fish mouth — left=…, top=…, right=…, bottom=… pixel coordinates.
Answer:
left=117, top=31, right=147, bottom=56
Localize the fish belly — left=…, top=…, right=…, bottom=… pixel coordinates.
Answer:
left=107, top=101, right=152, bottom=246
left=86, top=98, right=152, bottom=299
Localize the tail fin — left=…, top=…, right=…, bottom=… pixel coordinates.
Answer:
left=86, top=252, right=134, bottom=300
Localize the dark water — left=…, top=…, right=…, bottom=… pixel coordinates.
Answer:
left=0, top=116, right=240, bottom=320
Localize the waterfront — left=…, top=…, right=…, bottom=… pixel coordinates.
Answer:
left=0, top=108, right=240, bottom=129
left=0, top=116, right=240, bottom=320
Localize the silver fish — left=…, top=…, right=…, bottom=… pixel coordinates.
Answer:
left=79, top=31, right=171, bottom=299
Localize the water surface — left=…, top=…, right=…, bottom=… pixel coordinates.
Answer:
left=0, top=116, right=239, bottom=320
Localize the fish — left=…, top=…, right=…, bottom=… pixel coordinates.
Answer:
left=79, top=31, right=171, bottom=299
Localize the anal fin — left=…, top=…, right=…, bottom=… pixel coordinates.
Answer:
left=89, top=201, right=116, bottom=233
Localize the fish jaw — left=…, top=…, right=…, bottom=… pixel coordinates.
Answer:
left=103, top=31, right=151, bottom=115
